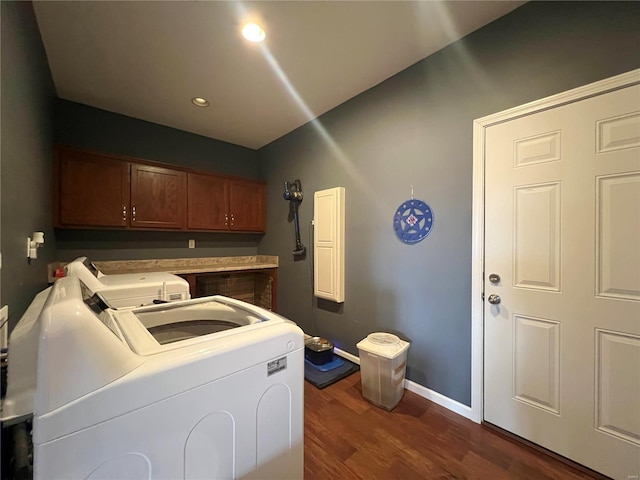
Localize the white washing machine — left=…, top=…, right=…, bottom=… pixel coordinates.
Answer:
left=64, top=256, right=190, bottom=307
left=2, top=276, right=304, bottom=479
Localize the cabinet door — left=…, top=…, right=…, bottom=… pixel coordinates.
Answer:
left=187, top=173, right=230, bottom=230
left=56, top=148, right=129, bottom=227
left=130, top=164, right=186, bottom=229
left=229, top=180, right=266, bottom=232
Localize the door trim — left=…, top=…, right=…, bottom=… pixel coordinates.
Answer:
left=470, top=68, right=640, bottom=424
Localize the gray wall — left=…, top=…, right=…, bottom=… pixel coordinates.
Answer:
left=56, top=100, right=260, bottom=178
left=55, top=100, right=263, bottom=262
left=55, top=230, right=262, bottom=263
left=257, top=1, right=640, bottom=406
left=1, top=1, right=56, bottom=328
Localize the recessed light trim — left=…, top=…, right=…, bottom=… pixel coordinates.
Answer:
left=242, top=22, right=266, bottom=43
left=191, top=97, right=209, bottom=107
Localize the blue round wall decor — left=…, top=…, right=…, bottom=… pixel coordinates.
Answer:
left=393, top=198, right=434, bottom=244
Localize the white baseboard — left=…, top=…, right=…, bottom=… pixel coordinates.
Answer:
left=331, top=346, right=475, bottom=422
left=404, top=379, right=474, bottom=421
left=333, top=347, right=359, bottom=365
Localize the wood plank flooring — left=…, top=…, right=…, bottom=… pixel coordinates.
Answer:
left=304, top=372, right=604, bottom=480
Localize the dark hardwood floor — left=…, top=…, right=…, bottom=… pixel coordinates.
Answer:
left=304, top=372, right=604, bottom=480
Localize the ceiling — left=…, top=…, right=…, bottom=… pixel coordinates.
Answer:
left=33, top=1, right=524, bottom=150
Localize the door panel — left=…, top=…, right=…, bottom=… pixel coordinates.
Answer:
left=187, top=173, right=229, bottom=230
left=513, top=182, right=561, bottom=291
left=597, top=173, right=640, bottom=300
left=513, top=314, right=560, bottom=414
left=596, top=329, right=640, bottom=446
left=130, top=164, right=186, bottom=229
left=229, top=181, right=266, bottom=232
left=596, top=112, right=640, bottom=153
left=57, top=148, right=129, bottom=227
left=484, top=83, right=640, bottom=479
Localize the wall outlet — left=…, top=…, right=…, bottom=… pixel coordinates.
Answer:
left=0, top=305, right=8, bottom=350
left=188, top=239, right=196, bottom=249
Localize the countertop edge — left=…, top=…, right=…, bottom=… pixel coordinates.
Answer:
left=48, top=256, right=278, bottom=281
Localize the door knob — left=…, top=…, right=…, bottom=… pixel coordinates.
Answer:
left=488, top=294, right=501, bottom=305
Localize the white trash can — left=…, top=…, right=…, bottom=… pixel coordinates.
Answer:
left=356, top=332, right=410, bottom=411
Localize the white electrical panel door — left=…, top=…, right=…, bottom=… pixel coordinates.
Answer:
left=314, top=187, right=345, bottom=303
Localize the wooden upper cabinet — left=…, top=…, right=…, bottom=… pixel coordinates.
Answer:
left=229, top=180, right=266, bottom=232
left=55, top=147, right=129, bottom=228
left=187, top=173, right=230, bottom=230
left=188, top=174, right=266, bottom=232
left=54, top=146, right=264, bottom=232
left=130, top=164, right=186, bottom=229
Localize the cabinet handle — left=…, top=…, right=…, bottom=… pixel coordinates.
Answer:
left=230, top=214, right=234, bottom=226
left=225, top=213, right=228, bottom=226
left=122, top=205, right=127, bottom=222
left=132, top=206, right=136, bottom=222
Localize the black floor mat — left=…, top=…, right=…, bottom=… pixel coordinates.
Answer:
left=304, top=357, right=359, bottom=389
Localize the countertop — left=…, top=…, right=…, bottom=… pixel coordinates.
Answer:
left=49, top=255, right=278, bottom=281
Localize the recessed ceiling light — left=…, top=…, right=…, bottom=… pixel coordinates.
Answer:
left=242, top=22, right=266, bottom=43
left=191, top=97, right=209, bottom=107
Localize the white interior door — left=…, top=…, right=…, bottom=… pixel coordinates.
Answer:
left=484, top=83, right=640, bottom=479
